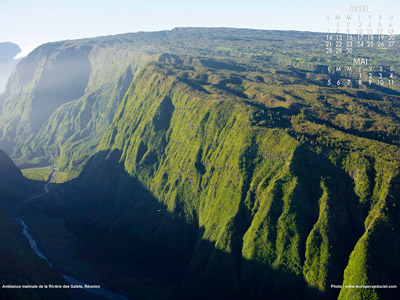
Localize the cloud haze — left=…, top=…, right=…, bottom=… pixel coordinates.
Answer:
left=14, top=44, right=40, bottom=59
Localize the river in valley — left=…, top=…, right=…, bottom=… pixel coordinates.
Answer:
left=13, top=168, right=129, bottom=300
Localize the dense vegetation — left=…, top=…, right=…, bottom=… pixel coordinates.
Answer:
left=21, top=167, right=53, bottom=182
left=0, top=28, right=399, bottom=299
left=21, top=167, right=67, bottom=183
left=2, top=28, right=399, bottom=177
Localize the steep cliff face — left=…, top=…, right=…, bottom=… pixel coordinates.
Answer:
left=58, top=55, right=400, bottom=300
left=0, top=41, right=148, bottom=174
left=0, top=149, right=22, bottom=176
left=0, top=149, right=36, bottom=205
left=2, top=28, right=400, bottom=299
left=0, top=28, right=364, bottom=177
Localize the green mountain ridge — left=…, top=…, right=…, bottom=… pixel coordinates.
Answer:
left=3, top=28, right=399, bottom=176
left=42, top=53, right=399, bottom=299
left=1, top=28, right=400, bottom=299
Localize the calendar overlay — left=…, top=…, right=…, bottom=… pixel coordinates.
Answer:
left=324, top=5, right=398, bottom=89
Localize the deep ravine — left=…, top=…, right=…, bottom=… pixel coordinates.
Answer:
left=13, top=168, right=129, bottom=300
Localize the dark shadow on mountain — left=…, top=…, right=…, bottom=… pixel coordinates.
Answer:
left=177, top=76, right=211, bottom=94
left=368, top=83, right=400, bottom=96
left=214, top=77, right=248, bottom=99
left=0, top=150, right=45, bottom=210
left=289, top=146, right=366, bottom=299
left=19, top=148, right=370, bottom=299
left=0, top=149, right=69, bottom=300
left=303, top=114, right=400, bottom=146
left=242, top=100, right=292, bottom=128
left=200, top=59, right=246, bottom=72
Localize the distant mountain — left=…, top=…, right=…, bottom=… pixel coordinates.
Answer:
left=0, top=42, right=21, bottom=94
left=0, top=42, right=20, bottom=60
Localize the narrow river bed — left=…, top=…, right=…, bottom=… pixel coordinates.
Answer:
left=14, top=169, right=129, bottom=300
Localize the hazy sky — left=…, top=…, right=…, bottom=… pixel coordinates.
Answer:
left=1, top=0, right=399, bottom=57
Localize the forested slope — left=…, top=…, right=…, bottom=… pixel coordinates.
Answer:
left=55, top=53, right=400, bottom=299
left=1, top=28, right=399, bottom=299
